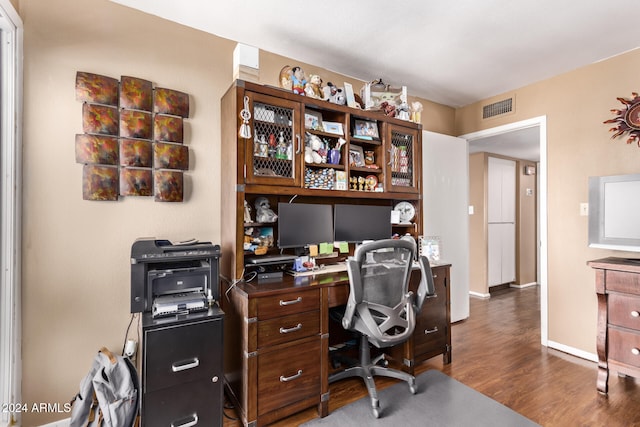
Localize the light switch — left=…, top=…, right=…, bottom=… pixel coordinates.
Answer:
left=580, top=203, right=588, bottom=216
left=468, top=205, right=474, bottom=215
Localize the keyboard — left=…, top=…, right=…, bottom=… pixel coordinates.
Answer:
left=246, top=254, right=297, bottom=265
left=288, top=262, right=348, bottom=277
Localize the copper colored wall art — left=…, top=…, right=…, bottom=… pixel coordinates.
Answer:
left=74, top=71, right=190, bottom=202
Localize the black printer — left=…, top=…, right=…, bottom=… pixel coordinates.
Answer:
left=130, top=238, right=221, bottom=316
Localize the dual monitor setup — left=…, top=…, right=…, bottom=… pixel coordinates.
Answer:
left=277, top=202, right=393, bottom=250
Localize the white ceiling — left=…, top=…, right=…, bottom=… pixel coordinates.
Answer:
left=110, top=0, right=639, bottom=161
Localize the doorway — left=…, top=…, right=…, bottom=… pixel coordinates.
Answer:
left=460, top=116, right=548, bottom=346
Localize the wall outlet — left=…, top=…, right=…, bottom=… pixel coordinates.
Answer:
left=580, top=203, right=588, bottom=216
left=124, top=339, right=137, bottom=357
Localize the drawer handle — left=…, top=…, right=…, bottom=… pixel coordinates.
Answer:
left=426, top=293, right=439, bottom=299
left=632, top=348, right=640, bottom=356
left=424, top=326, right=439, bottom=335
left=432, top=274, right=438, bottom=279
left=279, top=296, right=302, bottom=306
left=172, top=358, right=200, bottom=372
left=280, top=369, right=303, bottom=382
left=632, top=311, right=640, bottom=318
left=171, top=414, right=198, bottom=427
left=280, top=323, right=302, bottom=334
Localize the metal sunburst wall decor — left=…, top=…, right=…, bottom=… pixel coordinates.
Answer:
left=604, top=92, right=640, bottom=146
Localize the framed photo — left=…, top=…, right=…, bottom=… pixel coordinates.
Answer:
left=419, top=235, right=441, bottom=262
left=349, top=145, right=365, bottom=167
left=304, top=110, right=323, bottom=130
left=353, top=119, right=379, bottom=139
left=344, top=82, right=357, bottom=109
left=322, top=121, right=344, bottom=135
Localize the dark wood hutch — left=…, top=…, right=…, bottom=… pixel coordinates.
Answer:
left=220, top=80, right=450, bottom=426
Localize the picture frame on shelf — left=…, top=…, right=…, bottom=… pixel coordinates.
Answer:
left=349, top=145, right=365, bottom=167
left=418, top=235, right=441, bottom=262
left=353, top=119, right=379, bottom=139
left=322, top=121, right=344, bottom=135
left=344, top=82, right=358, bottom=109
left=304, top=110, right=323, bottom=131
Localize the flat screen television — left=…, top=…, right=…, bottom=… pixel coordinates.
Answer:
left=334, top=204, right=392, bottom=243
left=588, top=173, right=640, bottom=252
left=277, top=202, right=334, bottom=249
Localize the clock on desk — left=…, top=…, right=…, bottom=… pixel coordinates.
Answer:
left=393, top=201, right=415, bottom=224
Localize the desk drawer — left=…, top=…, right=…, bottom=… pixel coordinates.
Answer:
left=258, top=310, right=320, bottom=348
left=414, top=304, right=448, bottom=354
left=609, top=327, right=640, bottom=369
left=257, top=338, right=321, bottom=416
left=144, top=318, right=222, bottom=392
left=606, top=270, right=640, bottom=294
left=257, top=289, right=319, bottom=320
left=609, top=293, right=640, bottom=330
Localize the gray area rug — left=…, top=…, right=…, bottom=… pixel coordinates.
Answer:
left=302, top=370, right=540, bottom=426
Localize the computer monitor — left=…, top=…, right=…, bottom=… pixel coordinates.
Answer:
left=334, top=204, right=392, bottom=243
left=277, top=202, right=334, bottom=249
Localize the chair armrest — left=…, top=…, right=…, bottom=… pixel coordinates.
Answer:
left=343, top=258, right=362, bottom=329
left=415, top=256, right=436, bottom=313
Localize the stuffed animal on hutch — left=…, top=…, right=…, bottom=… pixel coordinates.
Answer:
left=254, top=197, right=278, bottom=223
left=304, top=132, right=325, bottom=164
left=291, top=66, right=307, bottom=95
left=304, top=74, right=324, bottom=99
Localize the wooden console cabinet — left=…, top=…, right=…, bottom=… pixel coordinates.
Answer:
left=589, top=257, right=640, bottom=394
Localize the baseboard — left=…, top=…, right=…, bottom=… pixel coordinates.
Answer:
left=547, top=340, right=598, bottom=363
left=39, top=418, right=69, bottom=427
left=510, top=282, right=538, bottom=289
left=469, top=291, right=490, bottom=299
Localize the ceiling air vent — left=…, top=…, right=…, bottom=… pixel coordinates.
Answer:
left=482, top=97, right=514, bottom=119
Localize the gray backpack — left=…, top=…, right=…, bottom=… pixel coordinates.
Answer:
left=69, top=347, right=139, bottom=427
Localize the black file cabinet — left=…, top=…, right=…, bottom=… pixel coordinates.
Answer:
left=142, top=307, right=224, bottom=426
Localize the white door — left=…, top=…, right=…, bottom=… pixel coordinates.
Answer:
left=487, top=157, right=516, bottom=287
left=422, top=131, right=469, bottom=322
left=488, top=222, right=516, bottom=286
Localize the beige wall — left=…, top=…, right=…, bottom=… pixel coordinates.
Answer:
left=468, top=153, right=487, bottom=294
left=457, top=48, right=640, bottom=353
left=517, top=160, right=537, bottom=286
left=17, top=0, right=454, bottom=424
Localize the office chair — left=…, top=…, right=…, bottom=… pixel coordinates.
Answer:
left=328, top=238, right=435, bottom=418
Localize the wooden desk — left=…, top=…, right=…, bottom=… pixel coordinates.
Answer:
left=589, top=257, right=640, bottom=394
left=221, top=264, right=451, bottom=427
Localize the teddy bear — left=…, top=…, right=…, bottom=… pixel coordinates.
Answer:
left=304, top=74, right=324, bottom=99
left=304, top=132, right=325, bottom=164
left=254, top=197, right=278, bottom=223
left=380, top=101, right=397, bottom=117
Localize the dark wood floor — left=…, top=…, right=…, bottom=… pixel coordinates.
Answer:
left=223, top=286, right=640, bottom=426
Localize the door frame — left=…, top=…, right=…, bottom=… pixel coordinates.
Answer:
left=460, top=116, right=548, bottom=346
left=0, top=1, right=23, bottom=425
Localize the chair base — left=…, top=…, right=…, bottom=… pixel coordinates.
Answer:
left=329, top=334, right=416, bottom=418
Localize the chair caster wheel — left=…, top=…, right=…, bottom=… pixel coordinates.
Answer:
left=409, top=378, right=417, bottom=394
left=372, top=407, right=380, bottom=418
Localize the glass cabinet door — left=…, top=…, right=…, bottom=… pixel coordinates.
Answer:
left=245, top=92, right=302, bottom=187
left=386, top=126, right=420, bottom=193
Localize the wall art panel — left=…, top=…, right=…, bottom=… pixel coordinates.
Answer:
left=75, top=71, right=191, bottom=202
